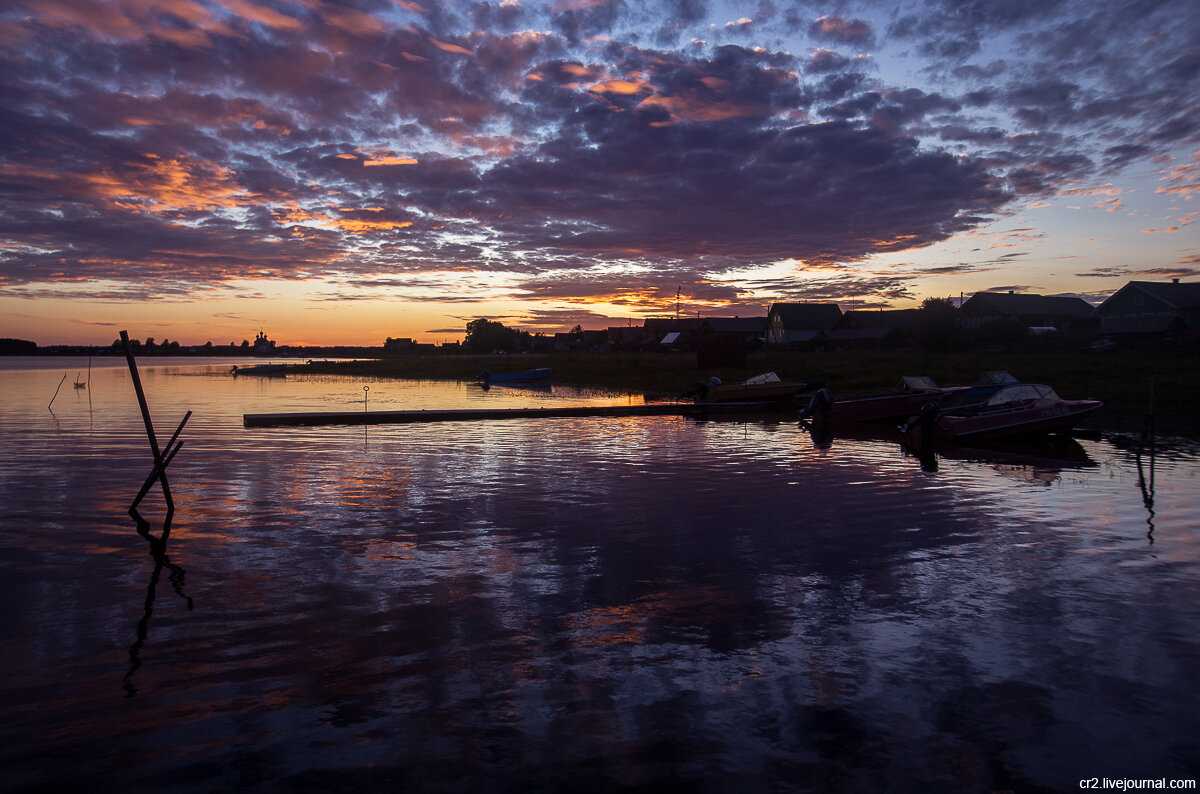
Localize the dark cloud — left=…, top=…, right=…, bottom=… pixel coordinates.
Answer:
left=0, top=0, right=1196, bottom=322
left=808, top=15, right=876, bottom=49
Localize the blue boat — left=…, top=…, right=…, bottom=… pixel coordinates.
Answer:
left=479, top=367, right=552, bottom=385
left=232, top=363, right=288, bottom=376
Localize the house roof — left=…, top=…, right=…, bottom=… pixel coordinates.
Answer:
left=963, top=292, right=1097, bottom=318
left=1102, top=280, right=1200, bottom=311
left=768, top=303, right=843, bottom=330
left=835, top=309, right=921, bottom=330
left=702, top=317, right=766, bottom=333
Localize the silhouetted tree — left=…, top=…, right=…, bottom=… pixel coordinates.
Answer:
left=0, top=338, right=36, bottom=355
left=913, top=297, right=965, bottom=351
left=464, top=318, right=525, bottom=352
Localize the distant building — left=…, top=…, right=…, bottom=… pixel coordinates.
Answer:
left=700, top=317, right=766, bottom=348
left=827, top=309, right=920, bottom=350
left=605, top=326, right=651, bottom=351
left=765, top=303, right=842, bottom=349
left=1097, top=280, right=1200, bottom=342
left=959, top=291, right=1098, bottom=332
left=252, top=330, right=275, bottom=355
left=643, top=318, right=703, bottom=351
left=553, top=332, right=585, bottom=352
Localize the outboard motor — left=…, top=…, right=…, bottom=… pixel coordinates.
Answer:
left=900, top=400, right=941, bottom=435
left=685, top=376, right=722, bottom=400
left=798, top=387, right=834, bottom=421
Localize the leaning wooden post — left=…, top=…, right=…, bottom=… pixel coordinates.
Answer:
left=129, top=411, right=191, bottom=513
left=121, top=330, right=174, bottom=513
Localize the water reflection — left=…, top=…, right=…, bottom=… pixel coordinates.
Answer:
left=124, top=509, right=193, bottom=699
left=1136, top=434, right=1158, bottom=545
left=1, top=363, right=1198, bottom=790
left=796, top=418, right=1102, bottom=485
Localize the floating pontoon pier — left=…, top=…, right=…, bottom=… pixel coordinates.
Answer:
left=244, top=401, right=792, bottom=427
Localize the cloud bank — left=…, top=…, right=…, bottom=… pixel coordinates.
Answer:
left=0, top=0, right=1196, bottom=319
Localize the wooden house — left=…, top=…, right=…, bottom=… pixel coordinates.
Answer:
left=826, top=309, right=920, bottom=349
left=959, top=292, right=1098, bottom=332
left=765, top=303, right=842, bottom=349
left=1097, top=280, right=1200, bottom=342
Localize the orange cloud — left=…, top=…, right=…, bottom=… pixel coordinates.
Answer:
left=637, top=93, right=763, bottom=125
left=589, top=76, right=651, bottom=96
left=222, top=0, right=304, bottom=31
left=363, top=156, right=419, bottom=166
left=273, top=203, right=413, bottom=234
left=320, top=4, right=386, bottom=35
left=80, top=154, right=250, bottom=213
left=429, top=37, right=472, bottom=55
left=19, top=0, right=239, bottom=47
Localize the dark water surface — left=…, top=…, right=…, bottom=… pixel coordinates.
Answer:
left=2, top=359, right=1198, bottom=792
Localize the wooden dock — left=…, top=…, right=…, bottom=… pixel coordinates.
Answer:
left=243, top=401, right=794, bottom=427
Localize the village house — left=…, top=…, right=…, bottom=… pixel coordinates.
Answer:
left=826, top=308, right=920, bottom=350
left=642, top=318, right=704, bottom=351
left=699, top=317, right=767, bottom=348
left=604, top=326, right=651, bottom=351
left=1097, top=279, right=1200, bottom=343
left=958, top=291, right=1098, bottom=333
left=765, top=303, right=843, bottom=349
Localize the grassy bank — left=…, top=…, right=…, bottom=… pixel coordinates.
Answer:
left=299, top=347, right=1199, bottom=437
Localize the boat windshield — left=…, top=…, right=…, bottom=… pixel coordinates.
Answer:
left=970, top=371, right=1020, bottom=388
left=983, top=384, right=1059, bottom=406
left=897, top=376, right=939, bottom=391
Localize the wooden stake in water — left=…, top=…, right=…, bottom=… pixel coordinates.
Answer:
left=120, top=330, right=190, bottom=518
left=48, top=374, right=67, bottom=410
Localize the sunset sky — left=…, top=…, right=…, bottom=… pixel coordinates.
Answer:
left=2, top=0, right=1197, bottom=346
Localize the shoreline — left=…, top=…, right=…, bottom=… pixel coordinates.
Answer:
left=292, top=348, right=1199, bottom=438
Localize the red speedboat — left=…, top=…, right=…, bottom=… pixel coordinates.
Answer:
left=800, top=376, right=969, bottom=424
left=904, top=382, right=1102, bottom=442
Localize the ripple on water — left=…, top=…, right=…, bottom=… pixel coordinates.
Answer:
left=2, top=367, right=1199, bottom=790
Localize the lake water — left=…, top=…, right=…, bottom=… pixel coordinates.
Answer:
left=2, top=357, right=1198, bottom=792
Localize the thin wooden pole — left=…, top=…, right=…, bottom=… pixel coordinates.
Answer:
left=121, top=330, right=173, bottom=512
left=48, top=374, right=67, bottom=410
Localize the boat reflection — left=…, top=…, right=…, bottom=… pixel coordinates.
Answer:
left=798, top=417, right=1096, bottom=480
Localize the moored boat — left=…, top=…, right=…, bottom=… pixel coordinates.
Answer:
left=232, top=363, right=288, bottom=376
left=691, top=372, right=813, bottom=403
left=903, top=381, right=1102, bottom=442
left=799, top=376, right=969, bottom=424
